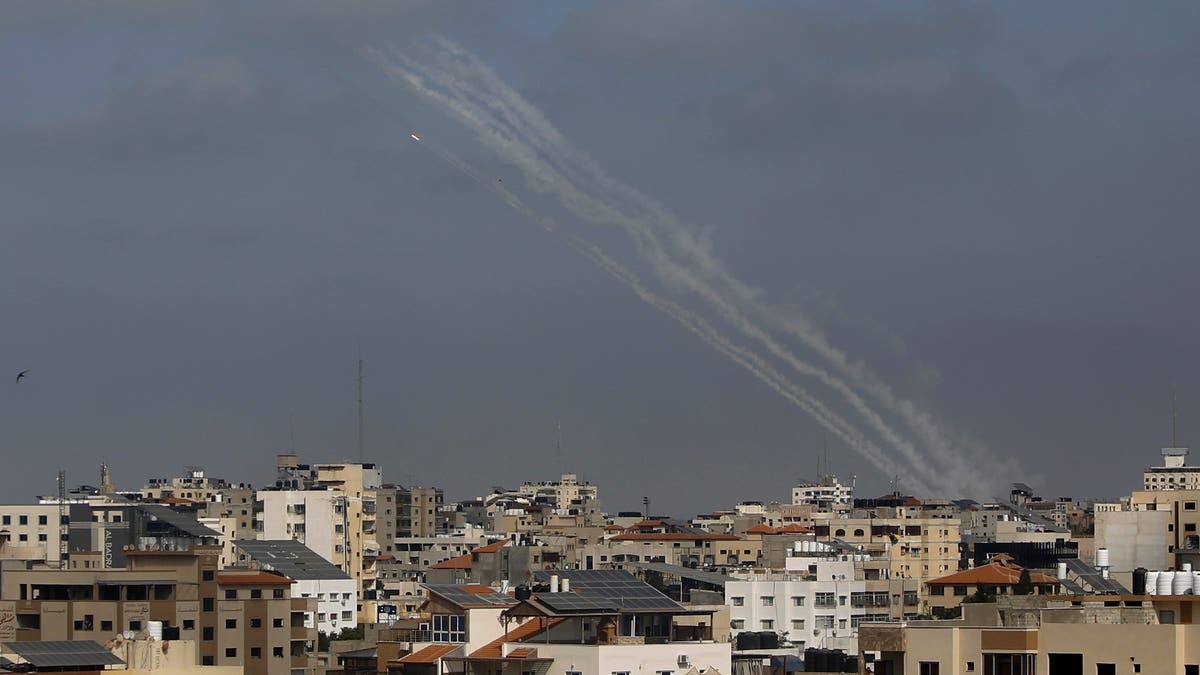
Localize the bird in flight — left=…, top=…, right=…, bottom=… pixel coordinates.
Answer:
left=15, top=370, right=29, bottom=383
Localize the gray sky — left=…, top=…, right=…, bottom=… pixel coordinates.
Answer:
left=2, top=1, right=1198, bottom=516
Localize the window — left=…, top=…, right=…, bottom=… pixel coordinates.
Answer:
left=273, top=647, right=284, bottom=658
left=983, top=653, right=1035, bottom=675
left=225, top=648, right=237, bottom=658
left=273, top=618, right=284, bottom=628
left=966, top=663, right=975, bottom=672
left=1, top=516, right=8, bottom=525
left=250, top=589, right=262, bottom=599
left=225, top=589, right=237, bottom=599
left=919, top=663, right=940, bottom=675
left=19, top=516, right=27, bottom=525
left=731, top=619, right=745, bottom=629
left=1097, top=665, right=1116, bottom=675
left=273, top=589, right=285, bottom=599
left=731, top=596, right=744, bottom=607
left=953, top=585, right=968, bottom=596
left=183, top=619, right=195, bottom=630
left=18, top=534, right=26, bottom=542
left=342, top=611, right=353, bottom=620
left=225, top=618, right=237, bottom=629
left=432, top=614, right=465, bottom=642
left=250, top=618, right=262, bottom=628
left=930, top=586, right=945, bottom=595
left=761, top=596, right=774, bottom=607
left=761, top=619, right=774, bottom=629
left=791, top=596, right=805, bottom=607
left=250, top=647, right=262, bottom=658
left=38, top=534, right=47, bottom=542
left=202, top=570, right=214, bottom=582
left=202, top=657, right=214, bottom=666
left=129, top=620, right=142, bottom=631
left=203, top=598, right=214, bottom=612
left=792, top=619, right=805, bottom=629
left=613, top=671, right=631, bottom=675
left=38, top=515, right=47, bottom=525
left=815, top=592, right=836, bottom=608
left=202, top=627, right=214, bottom=641
left=815, top=616, right=835, bottom=629
left=1187, top=502, right=1197, bottom=511
left=101, top=620, right=112, bottom=631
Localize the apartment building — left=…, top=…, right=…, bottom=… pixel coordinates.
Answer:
left=0, top=547, right=317, bottom=675
left=0, top=505, right=66, bottom=564
left=811, top=516, right=961, bottom=581
left=1144, top=446, right=1199, bottom=490
left=793, top=475, right=854, bottom=517
left=234, top=539, right=357, bottom=636
left=515, top=472, right=602, bottom=519
left=579, top=532, right=751, bottom=569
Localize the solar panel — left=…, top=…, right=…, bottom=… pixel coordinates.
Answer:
left=139, top=504, right=222, bottom=539
left=422, top=584, right=518, bottom=607
left=536, top=593, right=618, bottom=612
left=4, top=641, right=127, bottom=668
left=1063, top=558, right=1129, bottom=594
left=234, top=540, right=352, bottom=580
left=533, top=570, right=684, bottom=611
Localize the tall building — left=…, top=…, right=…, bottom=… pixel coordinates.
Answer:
left=1144, top=446, right=1198, bottom=490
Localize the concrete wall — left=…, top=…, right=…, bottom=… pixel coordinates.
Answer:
left=1095, top=509, right=1170, bottom=572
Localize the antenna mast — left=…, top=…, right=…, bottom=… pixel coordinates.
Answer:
left=1173, top=385, right=1179, bottom=447
left=57, top=470, right=67, bottom=565
left=357, top=355, right=365, bottom=462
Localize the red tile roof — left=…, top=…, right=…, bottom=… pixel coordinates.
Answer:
left=506, top=648, right=536, bottom=659
left=473, top=539, right=509, bottom=554
left=398, top=644, right=459, bottom=664
left=610, top=533, right=740, bottom=541
left=469, top=618, right=562, bottom=658
left=746, top=524, right=779, bottom=534
left=778, top=524, right=813, bottom=533
left=431, top=554, right=473, bottom=570
left=926, top=561, right=1058, bottom=587
left=217, top=571, right=295, bottom=586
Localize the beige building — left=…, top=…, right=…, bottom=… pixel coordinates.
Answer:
left=0, top=547, right=317, bottom=675
left=812, top=517, right=961, bottom=581
left=0, top=505, right=66, bottom=564
left=861, top=594, right=1200, bottom=675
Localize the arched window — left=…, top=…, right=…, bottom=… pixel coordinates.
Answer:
left=834, top=529, right=846, bottom=537
left=854, top=529, right=865, bottom=537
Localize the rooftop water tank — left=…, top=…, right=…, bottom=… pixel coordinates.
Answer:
left=1174, top=570, right=1192, bottom=595
left=1146, top=571, right=1160, bottom=595
left=1158, top=570, right=1175, bottom=595
left=1096, top=548, right=1110, bottom=568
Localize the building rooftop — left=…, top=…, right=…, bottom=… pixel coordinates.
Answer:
left=233, top=539, right=352, bottom=581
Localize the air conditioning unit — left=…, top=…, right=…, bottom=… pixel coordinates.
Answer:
left=677, top=655, right=691, bottom=667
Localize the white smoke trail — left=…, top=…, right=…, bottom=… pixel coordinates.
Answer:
left=413, top=132, right=934, bottom=493
left=366, top=41, right=1010, bottom=495
left=387, top=41, right=995, bottom=493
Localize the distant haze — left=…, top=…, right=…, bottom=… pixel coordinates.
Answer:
left=2, top=1, right=1198, bottom=516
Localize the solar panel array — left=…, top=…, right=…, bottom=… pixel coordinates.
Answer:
left=1064, top=558, right=1129, bottom=594
left=3, top=641, right=127, bottom=668
left=534, top=593, right=618, bottom=613
left=234, top=540, right=352, bottom=580
left=423, top=584, right=518, bottom=607
left=139, top=504, right=222, bottom=539
left=533, top=570, right=684, bottom=611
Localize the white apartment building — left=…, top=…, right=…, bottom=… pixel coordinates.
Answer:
left=0, top=505, right=65, bottom=564
left=1144, top=447, right=1200, bottom=490
left=726, top=555, right=866, bottom=653
left=235, top=539, right=358, bottom=636
left=792, top=476, right=854, bottom=515
left=516, top=472, right=600, bottom=514
left=256, top=490, right=349, bottom=571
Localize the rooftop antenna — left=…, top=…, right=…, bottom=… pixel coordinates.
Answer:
left=57, top=470, right=67, bottom=564
left=555, top=419, right=563, bottom=467
left=289, top=413, right=296, bottom=455
left=357, top=347, right=366, bottom=463
left=1173, top=384, right=1179, bottom=448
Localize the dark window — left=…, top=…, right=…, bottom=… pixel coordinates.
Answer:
left=225, top=589, right=237, bottom=599
left=250, top=647, right=261, bottom=658
left=203, top=598, right=215, bottom=612
left=273, top=588, right=284, bottom=599
left=273, top=618, right=284, bottom=628
left=1186, top=502, right=1197, bottom=511
left=202, top=656, right=214, bottom=666
left=273, top=647, right=284, bottom=658
left=225, top=648, right=236, bottom=658
left=1184, top=666, right=1198, bottom=675
left=225, top=618, right=237, bottom=629
left=202, top=570, right=215, bottom=582
left=250, top=618, right=262, bottom=628
left=953, top=585, right=968, bottom=596
left=920, top=664, right=940, bottom=675
left=250, top=589, right=262, bottom=599
left=18, top=516, right=27, bottom=525
left=203, top=627, right=214, bottom=641
left=38, top=515, right=47, bottom=525
left=183, top=619, right=195, bottom=630
left=101, top=620, right=113, bottom=631
left=1, top=516, right=8, bottom=525
left=129, top=620, right=142, bottom=631
left=1098, top=665, right=1116, bottom=675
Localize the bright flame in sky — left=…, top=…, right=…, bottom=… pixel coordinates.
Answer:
left=410, top=133, right=421, bottom=141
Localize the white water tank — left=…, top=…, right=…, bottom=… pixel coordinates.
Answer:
left=146, top=621, right=163, bottom=641
left=1095, top=548, right=1110, bottom=569
left=1158, top=571, right=1175, bottom=595
left=1056, top=562, right=1068, bottom=580
left=561, top=578, right=570, bottom=593
left=1146, top=571, right=1161, bottom=595
left=550, top=575, right=559, bottom=593
left=1174, top=571, right=1193, bottom=595
left=1192, top=571, right=1200, bottom=595
left=1185, top=562, right=1194, bottom=573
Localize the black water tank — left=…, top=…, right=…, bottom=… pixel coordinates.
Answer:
left=804, top=648, right=819, bottom=670
left=809, top=649, right=827, bottom=672
left=828, top=649, right=846, bottom=672
left=514, top=585, right=532, bottom=601
left=758, top=631, right=779, bottom=649
left=843, top=655, right=859, bottom=673
left=1133, top=567, right=1148, bottom=595
left=737, top=632, right=760, bottom=650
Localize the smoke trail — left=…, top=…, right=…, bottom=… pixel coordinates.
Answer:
left=413, top=133, right=934, bottom=493
left=367, top=41, right=1010, bottom=495
left=383, top=40, right=997, bottom=493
